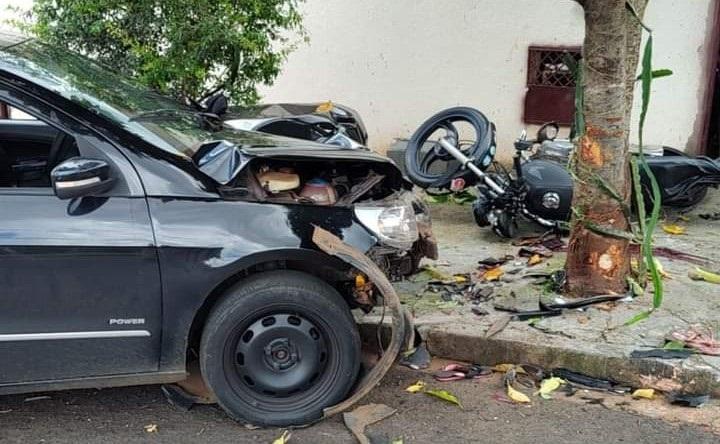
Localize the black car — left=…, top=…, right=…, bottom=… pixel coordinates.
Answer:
left=0, top=31, right=435, bottom=426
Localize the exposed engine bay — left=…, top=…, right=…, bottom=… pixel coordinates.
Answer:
left=207, top=152, right=437, bottom=279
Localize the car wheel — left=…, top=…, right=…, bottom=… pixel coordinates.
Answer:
left=200, top=270, right=360, bottom=427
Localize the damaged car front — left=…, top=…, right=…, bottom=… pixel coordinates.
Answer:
left=0, top=33, right=435, bottom=427
left=190, top=133, right=438, bottom=280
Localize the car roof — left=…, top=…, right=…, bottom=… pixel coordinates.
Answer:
left=0, top=29, right=32, bottom=49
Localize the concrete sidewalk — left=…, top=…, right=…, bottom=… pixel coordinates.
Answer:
left=361, top=191, right=720, bottom=397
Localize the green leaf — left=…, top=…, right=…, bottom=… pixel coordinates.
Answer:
left=424, top=389, right=463, bottom=409
left=624, top=310, right=652, bottom=326
left=635, top=69, right=673, bottom=81
left=663, top=340, right=686, bottom=350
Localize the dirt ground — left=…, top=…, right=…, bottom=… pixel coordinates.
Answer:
left=1, top=366, right=718, bottom=444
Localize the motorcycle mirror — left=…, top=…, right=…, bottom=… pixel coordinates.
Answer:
left=537, top=122, right=559, bottom=142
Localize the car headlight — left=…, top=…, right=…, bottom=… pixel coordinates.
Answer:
left=354, top=201, right=418, bottom=249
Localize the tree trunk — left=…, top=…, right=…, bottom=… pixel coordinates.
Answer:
left=565, top=0, right=647, bottom=296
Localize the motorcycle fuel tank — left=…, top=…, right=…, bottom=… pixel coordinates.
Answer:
left=521, top=159, right=573, bottom=221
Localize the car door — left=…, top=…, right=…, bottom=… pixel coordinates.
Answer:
left=0, top=94, right=162, bottom=385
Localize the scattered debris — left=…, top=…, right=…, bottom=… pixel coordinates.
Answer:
left=466, top=285, right=494, bottom=302
left=527, top=254, right=543, bottom=266
left=23, top=395, right=51, bottom=403
left=400, top=343, right=431, bottom=370
left=485, top=315, right=511, bottom=338
left=482, top=267, right=504, bottom=282
left=478, top=255, right=514, bottom=267
left=666, top=392, right=710, bottom=408
left=699, top=211, right=720, bottom=221
left=471, top=306, right=489, bottom=316
left=272, top=431, right=291, bottom=444
left=405, top=381, right=427, bottom=393
left=688, top=267, right=720, bottom=284
left=424, top=389, right=463, bottom=408
left=630, top=348, right=693, bottom=359
left=631, top=388, right=655, bottom=399
left=670, top=325, right=720, bottom=356
left=512, top=233, right=566, bottom=252
left=343, top=404, right=397, bottom=444
left=506, top=382, right=531, bottom=404
left=551, top=368, right=630, bottom=393
left=661, top=224, right=686, bottom=235
left=144, top=424, right=158, bottom=433
left=534, top=377, right=566, bottom=399
left=518, top=246, right=553, bottom=259
left=433, top=363, right=492, bottom=382
left=161, top=384, right=197, bottom=411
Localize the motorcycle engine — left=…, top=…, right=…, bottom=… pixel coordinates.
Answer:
left=533, top=139, right=574, bottom=165
left=520, top=159, right=573, bottom=222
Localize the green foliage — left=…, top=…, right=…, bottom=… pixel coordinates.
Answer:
left=23, top=0, right=305, bottom=105
left=626, top=1, right=667, bottom=325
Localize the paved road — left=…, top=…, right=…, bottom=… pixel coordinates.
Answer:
left=0, top=367, right=716, bottom=444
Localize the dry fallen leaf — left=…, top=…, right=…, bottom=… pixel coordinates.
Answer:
left=482, top=267, right=504, bottom=282
left=662, top=224, right=686, bottom=235
left=272, top=430, right=291, bottom=444
left=534, top=377, right=565, bottom=399
left=424, top=389, right=463, bottom=408
left=689, top=267, right=720, bottom=284
left=507, top=383, right=531, bottom=403
left=527, top=254, right=542, bottom=266
left=485, top=315, right=510, bottom=338
left=632, top=388, right=655, bottom=400
left=144, top=424, right=158, bottom=433
left=492, top=363, right=526, bottom=374
left=405, top=381, right=426, bottom=393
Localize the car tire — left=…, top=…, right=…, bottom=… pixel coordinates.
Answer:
left=200, top=270, right=360, bottom=427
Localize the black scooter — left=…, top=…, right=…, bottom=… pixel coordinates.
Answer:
left=404, top=107, right=720, bottom=237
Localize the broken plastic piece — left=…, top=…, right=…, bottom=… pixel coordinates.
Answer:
left=551, top=368, right=629, bottom=392
left=630, top=348, right=693, bottom=359
left=399, top=343, right=431, bottom=370
left=666, top=392, right=710, bottom=408
left=433, top=363, right=492, bottom=382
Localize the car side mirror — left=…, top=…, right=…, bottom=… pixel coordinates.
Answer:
left=51, top=157, right=115, bottom=200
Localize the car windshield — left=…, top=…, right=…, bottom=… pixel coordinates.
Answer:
left=0, top=38, right=216, bottom=157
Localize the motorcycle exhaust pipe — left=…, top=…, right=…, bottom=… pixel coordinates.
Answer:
left=437, top=137, right=505, bottom=195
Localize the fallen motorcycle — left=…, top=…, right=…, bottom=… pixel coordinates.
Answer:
left=404, top=107, right=720, bottom=237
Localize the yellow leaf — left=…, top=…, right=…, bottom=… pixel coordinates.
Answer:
left=527, top=254, right=542, bottom=266
left=272, top=430, right=291, bottom=444
left=677, top=215, right=690, bottom=222
left=424, top=389, right=463, bottom=408
left=492, top=363, right=526, bottom=374
left=453, top=274, right=468, bottom=283
left=144, top=424, right=158, bottom=433
left=662, top=224, right=686, bottom=235
left=653, top=258, right=671, bottom=280
left=315, top=101, right=334, bottom=113
left=507, top=383, right=531, bottom=404
left=483, top=267, right=504, bottom=282
left=405, top=380, right=426, bottom=393
left=534, top=377, right=565, bottom=399
left=689, top=267, right=720, bottom=284
left=632, top=388, right=655, bottom=399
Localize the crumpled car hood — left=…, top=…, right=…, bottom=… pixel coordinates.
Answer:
left=193, top=129, right=398, bottom=185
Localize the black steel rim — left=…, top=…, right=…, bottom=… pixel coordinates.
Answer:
left=229, top=312, right=330, bottom=400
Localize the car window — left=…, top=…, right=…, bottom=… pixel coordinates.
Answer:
left=0, top=39, right=213, bottom=158
left=0, top=100, right=78, bottom=188
left=8, top=106, right=36, bottom=120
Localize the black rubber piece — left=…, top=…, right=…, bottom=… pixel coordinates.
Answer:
left=404, top=107, right=494, bottom=189
left=630, top=349, right=694, bottom=359
left=200, top=270, right=361, bottom=427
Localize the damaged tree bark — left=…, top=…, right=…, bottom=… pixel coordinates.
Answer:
left=565, top=0, right=647, bottom=296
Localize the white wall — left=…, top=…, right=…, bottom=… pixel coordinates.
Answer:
left=261, top=0, right=715, bottom=155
